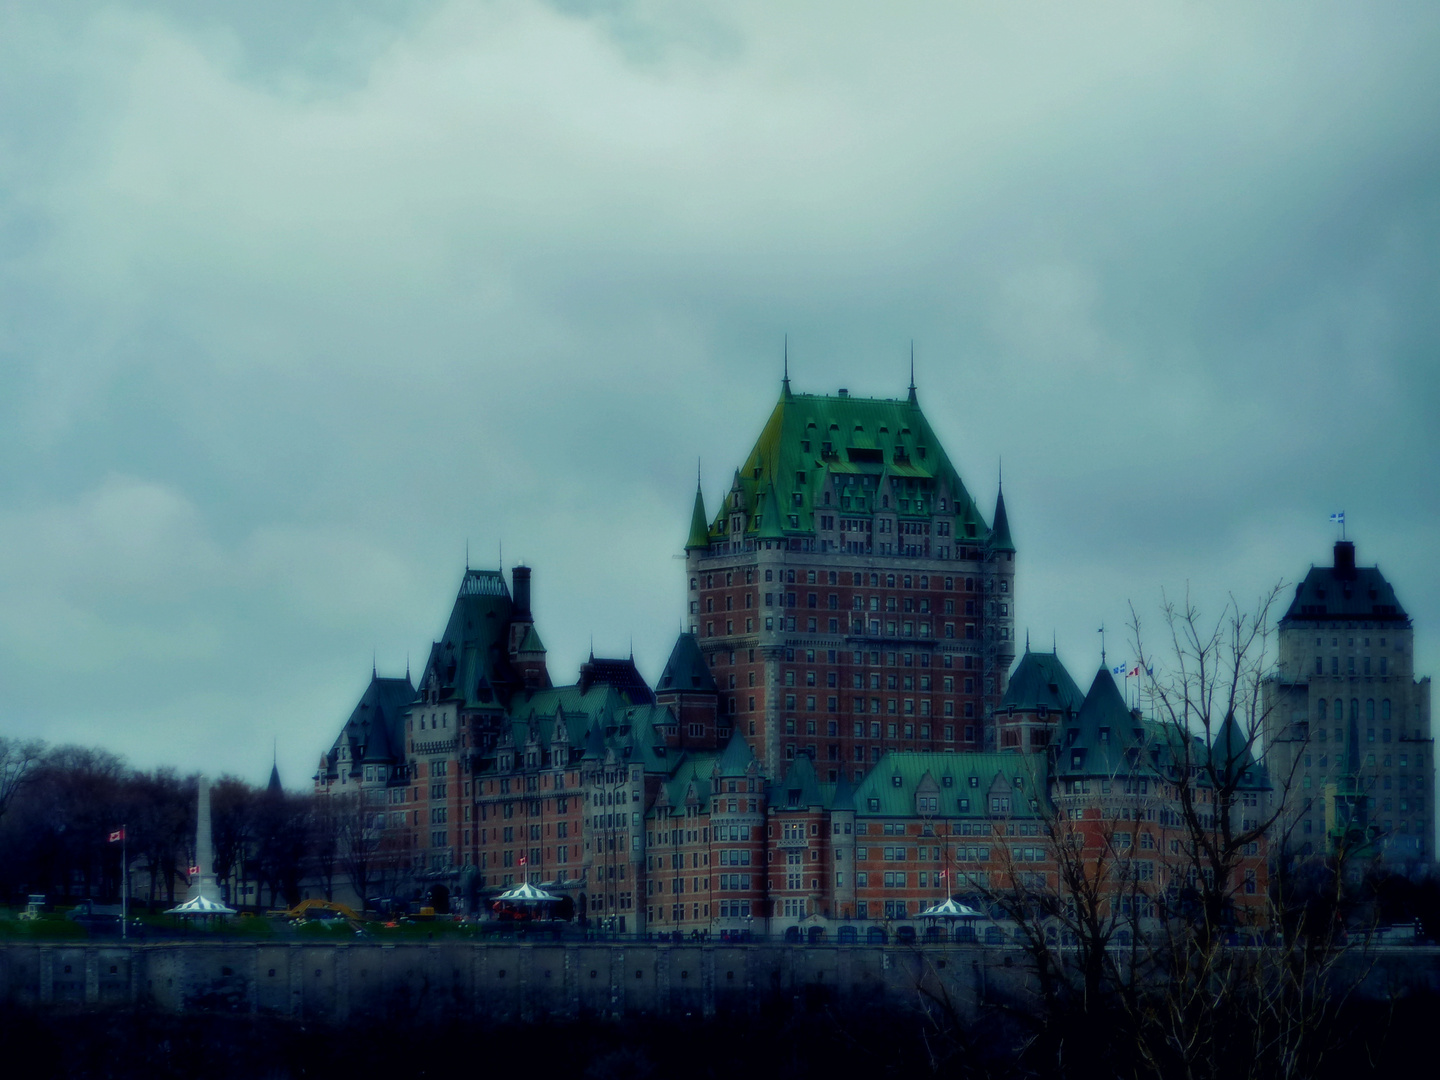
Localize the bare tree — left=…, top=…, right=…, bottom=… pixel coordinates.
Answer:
left=0, top=736, right=44, bottom=826
left=933, top=587, right=1366, bottom=1080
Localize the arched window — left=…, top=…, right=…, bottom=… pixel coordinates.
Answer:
left=1382, top=699, right=1391, bottom=721
left=1366, top=699, right=1375, bottom=721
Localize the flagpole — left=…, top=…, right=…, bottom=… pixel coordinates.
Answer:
left=121, top=826, right=128, bottom=941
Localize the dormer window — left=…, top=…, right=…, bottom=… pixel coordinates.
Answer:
left=867, top=797, right=880, bottom=811
left=891, top=774, right=902, bottom=787
left=968, top=775, right=979, bottom=788
left=942, top=775, right=953, bottom=788
left=1099, top=727, right=1110, bottom=743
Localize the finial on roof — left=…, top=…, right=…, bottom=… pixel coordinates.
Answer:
left=782, top=334, right=791, bottom=396
left=908, top=341, right=917, bottom=402
left=998, top=456, right=1002, bottom=492
left=465, top=538, right=469, bottom=571
left=1098, top=623, right=1107, bottom=667
left=1052, top=629, right=1057, bottom=654
left=1025, top=629, right=1030, bottom=653
left=406, top=653, right=411, bottom=681
left=372, top=649, right=377, bottom=678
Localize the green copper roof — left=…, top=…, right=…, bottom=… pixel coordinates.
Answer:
left=705, top=386, right=992, bottom=543
left=685, top=484, right=710, bottom=549
left=852, top=752, right=1047, bottom=819
left=517, top=625, right=546, bottom=653
left=1001, top=650, right=1083, bottom=713
left=656, top=632, right=717, bottom=694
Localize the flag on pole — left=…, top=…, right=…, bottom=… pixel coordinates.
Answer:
left=1128, top=666, right=1140, bottom=678
left=108, top=828, right=125, bottom=843
left=1111, top=665, right=1126, bottom=676
left=1330, top=512, right=1345, bottom=524
left=518, top=855, right=527, bottom=866
left=188, top=865, right=200, bottom=876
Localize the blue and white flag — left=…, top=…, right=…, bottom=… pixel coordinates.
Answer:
left=1111, top=664, right=1126, bottom=676
left=1330, top=511, right=1345, bottom=524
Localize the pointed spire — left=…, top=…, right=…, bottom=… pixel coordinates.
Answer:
left=782, top=334, right=792, bottom=398
left=372, top=649, right=377, bottom=679
left=406, top=653, right=411, bottom=681
left=908, top=340, right=917, bottom=403
left=465, top=538, right=469, bottom=571
left=686, top=475, right=710, bottom=550
left=1025, top=629, right=1030, bottom=653
left=989, top=468, right=1015, bottom=553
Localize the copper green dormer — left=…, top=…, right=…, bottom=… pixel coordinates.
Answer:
left=685, top=482, right=710, bottom=550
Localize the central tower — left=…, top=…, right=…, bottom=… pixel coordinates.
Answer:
left=685, top=376, right=1016, bottom=779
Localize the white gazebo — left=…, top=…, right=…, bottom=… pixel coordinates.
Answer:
left=165, top=775, right=236, bottom=919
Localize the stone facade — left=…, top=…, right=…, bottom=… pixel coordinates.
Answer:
left=1263, top=539, right=1434, bottom=872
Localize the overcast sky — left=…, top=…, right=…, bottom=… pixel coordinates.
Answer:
left=2, top=2, right=1437, bottom=790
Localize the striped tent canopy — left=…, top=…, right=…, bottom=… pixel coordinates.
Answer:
left=918, top=898, right=983, bottom=920
left=493, top=882, right=559, bottom=904
left=165, top=893, right=236, bottom=917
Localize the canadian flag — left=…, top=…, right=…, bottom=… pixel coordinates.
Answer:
left=518, top=855, right=527, bottom=866
left=189, top=865, right=200, bottom=876
left=108, top=828, right=125, bottom=843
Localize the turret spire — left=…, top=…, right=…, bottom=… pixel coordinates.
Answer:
left=782, top=334, right=791, bottom=397
left=908, top=340, right=917, bottom=403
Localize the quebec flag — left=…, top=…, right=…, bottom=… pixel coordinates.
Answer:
left=1330, top=511, right=1345, bottom=524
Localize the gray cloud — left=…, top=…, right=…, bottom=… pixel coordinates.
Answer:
left=1, top=2, right=1437, bottom=790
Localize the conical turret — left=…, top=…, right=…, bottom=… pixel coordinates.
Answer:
left=990, top=484, right=1015, bottom=553
left=686, top=482, right=710, bottom=550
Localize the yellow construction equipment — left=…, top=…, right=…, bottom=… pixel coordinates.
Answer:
left=283, top=898, right=363, bottom=922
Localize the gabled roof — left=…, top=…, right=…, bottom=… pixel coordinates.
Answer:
left=1282, top=541, right=1409, bottom=624
left=518, top=625, right=546, bottom=653
left=1001, top=649, right=1084, bottom=713
left=656, top=632, right=717, bottom=694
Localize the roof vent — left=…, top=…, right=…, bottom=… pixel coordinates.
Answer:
left=838, top=388, right=849, bottom=397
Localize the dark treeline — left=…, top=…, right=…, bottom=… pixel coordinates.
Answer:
left=0, top=736, right=321, bottom=910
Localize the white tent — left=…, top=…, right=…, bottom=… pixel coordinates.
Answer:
left=918, top=898, right=983, bottom=920
left=493, top=881, right=560, bottom=904
left=165, top=893, right=236, bottom=917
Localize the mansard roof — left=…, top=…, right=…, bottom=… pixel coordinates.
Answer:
left=853, top=752, right=1046, bottom=819
left=1002, top=649, right=1084, bottom=714
left=1283, top=541, right=1409, bottom=625
left=323, top=672, right=417, bottom=778
left=578, top=654, right=655, bottom=704
left=656, top=632, right=717, bottom=694
left=421, top=568, right=520, bottom=709
left=701, top=385, right=993, bottom=545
